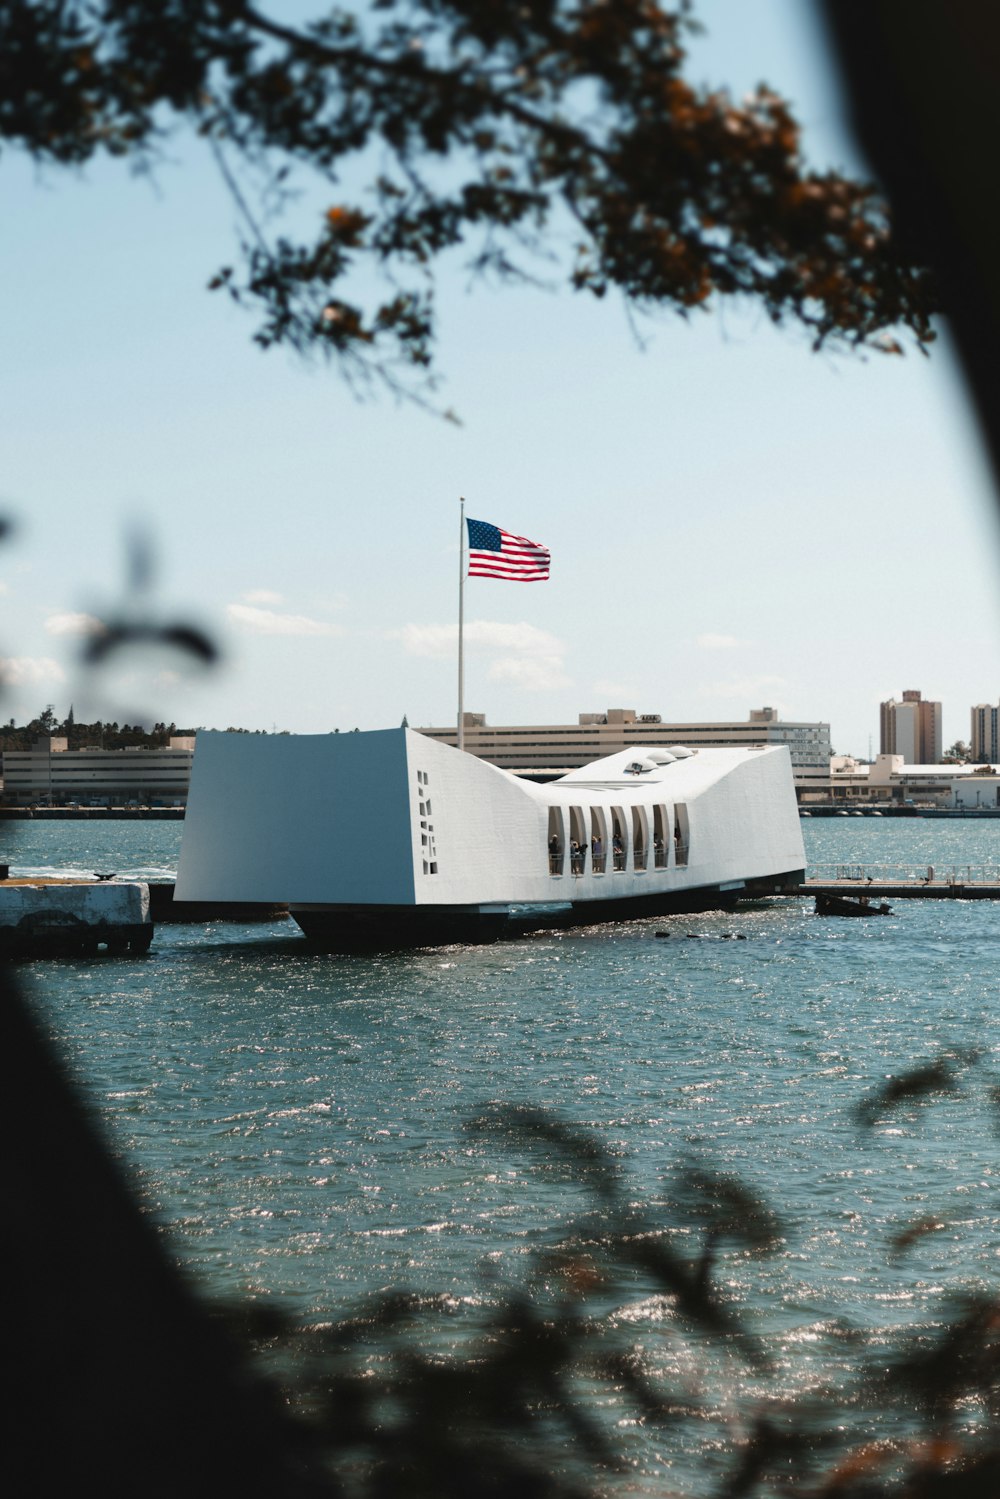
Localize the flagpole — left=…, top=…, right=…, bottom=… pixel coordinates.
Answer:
left=457, top=496, right=465, bottom=752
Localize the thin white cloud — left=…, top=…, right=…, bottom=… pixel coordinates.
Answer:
left=227, top=603, right=345, bottom=637
left=0, top=581, right=9, bottom=596
left=45, top=611, right=106, bottom=637
left=592, top=678, right=640, bottom=698
left=699, top=674, right=787, bottom=700
left=390, top=619, right=570, bottom=691
left=0, top=655, right=67, bottom=686
left=696, top=633, right=744, bottom=651
left=389, top=623, right=456, bottom=659
left=242, top=588, right=284, bottom=606
left=392, top=620, right=565, bottom=659
left=488, top=656, right=571, bottom=691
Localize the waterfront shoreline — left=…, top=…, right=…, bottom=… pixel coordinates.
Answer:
left=0, top=807, right=184, bottom=819
left=800, top=806, right=1000, bottom=818
left=2, top=805, right=998, bottom=822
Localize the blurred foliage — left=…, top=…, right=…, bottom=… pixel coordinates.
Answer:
left=0, top=1, right=936, bottom=395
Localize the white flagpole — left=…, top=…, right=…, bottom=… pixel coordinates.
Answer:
left=457, top=497, right=466, bottom=751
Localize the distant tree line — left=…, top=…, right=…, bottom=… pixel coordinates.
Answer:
left=0, top=708, right=308, bottom=752
left=0, top=706, right=196, bottom=753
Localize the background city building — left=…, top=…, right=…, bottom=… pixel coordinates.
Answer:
left=1, top=737, right=196, bottom=807
left=879, top=690, right=943, bottom=764
left=971, top=701, right=1000, bottom=764
left=826, top=753, right=1000, bottom=809
left=418, top=708, right=832, bottom=795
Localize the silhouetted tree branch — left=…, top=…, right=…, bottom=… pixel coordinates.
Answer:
left=0, top=1, right=936, bottom=394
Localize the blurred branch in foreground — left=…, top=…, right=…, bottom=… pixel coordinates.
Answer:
left=0, top=1, right=936, bottom=399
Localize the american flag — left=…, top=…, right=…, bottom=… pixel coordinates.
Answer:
left=466, top=518, right=550, bottom=582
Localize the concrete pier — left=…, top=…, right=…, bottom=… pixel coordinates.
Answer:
left=0, top=880, right=153, bottom=955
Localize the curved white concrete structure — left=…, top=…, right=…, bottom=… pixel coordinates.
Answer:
left=176, top=729, right=805, bottom=949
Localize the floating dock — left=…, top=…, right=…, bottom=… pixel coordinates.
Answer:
left=801, top=878, right=1000, bottom=900
left=793, top=863, right=1000, bottom=900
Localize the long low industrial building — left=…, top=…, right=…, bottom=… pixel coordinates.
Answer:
left=1, top=737, right=195, bottom=807
left=417, top=707, right=833, bottom=797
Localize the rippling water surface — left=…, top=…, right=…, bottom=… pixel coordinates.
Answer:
left=7, top=816, right=1000, bottom=1489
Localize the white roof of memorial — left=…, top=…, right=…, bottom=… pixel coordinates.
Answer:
left=553, top=744, right=778, bottom=787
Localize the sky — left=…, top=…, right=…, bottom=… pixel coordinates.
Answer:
left=1, top=1, right=998, bottom=758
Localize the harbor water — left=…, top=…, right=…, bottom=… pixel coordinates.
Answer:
left=8, top=816, right=1000, bottom=1490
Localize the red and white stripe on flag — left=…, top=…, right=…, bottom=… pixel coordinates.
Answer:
left=467, top=518, right=550, bottom=581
